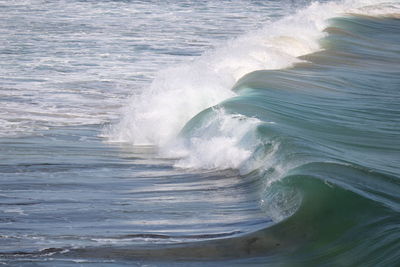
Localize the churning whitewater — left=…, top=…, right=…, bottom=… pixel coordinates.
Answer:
left=107, top=0, right=399, bottom=171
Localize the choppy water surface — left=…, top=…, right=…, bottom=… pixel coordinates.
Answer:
left=1, top=0, right=400, bottom=266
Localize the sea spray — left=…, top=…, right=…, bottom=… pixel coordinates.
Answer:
left=106, top=1, right=345, bottom=146
left=107, top=0, right=399, bottom=170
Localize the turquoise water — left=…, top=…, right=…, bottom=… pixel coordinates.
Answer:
left=1, top=0, right=399, bottom=266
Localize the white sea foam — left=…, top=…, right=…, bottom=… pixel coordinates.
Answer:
left=108, top=2, right=332, bottom=146
left=344, top=0, right=400, bottom=16
left=162, top=109, right=263, bottom=172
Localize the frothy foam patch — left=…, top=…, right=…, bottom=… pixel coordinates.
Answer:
left=353, top=2, right=400, bottom=17
left=162, top=109, right=262, bottom=172
left=344, top=0, right=400, bottom=15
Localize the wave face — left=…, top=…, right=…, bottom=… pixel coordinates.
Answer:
left=107, top=1, right=400, bottom=265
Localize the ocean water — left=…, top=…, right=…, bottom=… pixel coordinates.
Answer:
left=1, top=0, right=399, bottom=266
